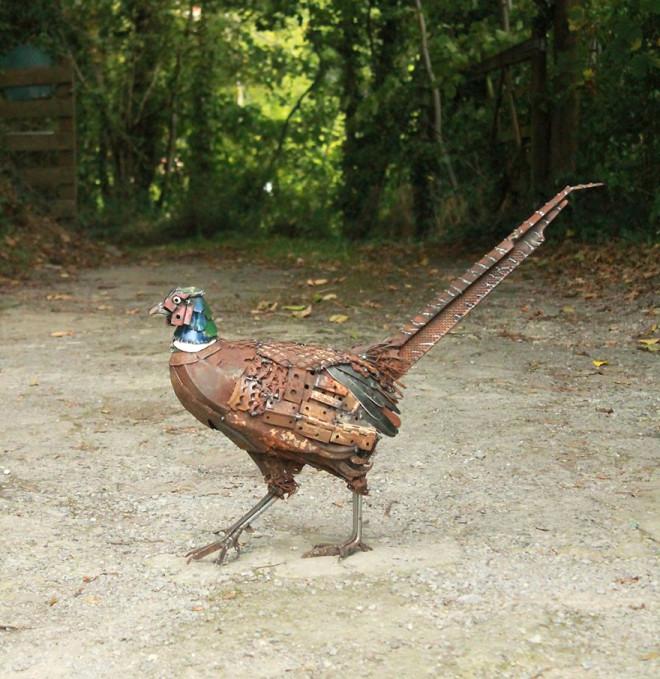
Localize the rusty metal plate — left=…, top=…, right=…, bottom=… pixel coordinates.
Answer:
left=315, top=372, right=349, bottom=396
left=283, top=367, right=307, bottom=402
left=309, top=389, right=344, bottom=409
left=296, top=418, right=334, bottom=444
left=266, top=399, right=299, bottom=416
left=263, top=411, right=296, bottom=428
left=300, top=400, right=334, bottom=422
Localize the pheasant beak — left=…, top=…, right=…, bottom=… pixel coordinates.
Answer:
left=149, top=302, right=167, bottom=317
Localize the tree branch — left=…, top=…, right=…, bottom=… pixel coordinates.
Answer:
left=262, top=63, right=325, bottom=184
left=413, top=0, right=458, bottom=189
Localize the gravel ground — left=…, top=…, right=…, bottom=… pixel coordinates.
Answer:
left=1, top=255, right=658, bottom=678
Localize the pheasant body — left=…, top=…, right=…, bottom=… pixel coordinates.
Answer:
left=168, top=338, right=399, bottom=496
left=151, top=184, right=602, bottom=563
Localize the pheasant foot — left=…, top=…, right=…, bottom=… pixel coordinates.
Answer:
left=303, top=492, right=370, bottom=559
left=185, top=528, right=245, bottom=565
left=303, top=538, right=371, bottom=559
left=184, top=490, right=277, bottom=565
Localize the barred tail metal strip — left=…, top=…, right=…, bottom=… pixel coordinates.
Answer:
left=384, top=183, right=602, bottom=370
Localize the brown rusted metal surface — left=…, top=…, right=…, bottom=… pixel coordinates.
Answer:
left=155, top=185, right=601, bottom=558
left=168, top=339, right=385, bottom=495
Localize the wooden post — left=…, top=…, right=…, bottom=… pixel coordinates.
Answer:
left=54, top=59, right=77, bottom=220
left=0, top=59, right=77, bottom=222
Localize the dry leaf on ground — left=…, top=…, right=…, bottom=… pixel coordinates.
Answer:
left=291, top=305, right=312, bottom=319
left=251, top=300, right=278, bottom=314
left=638, top=338, right=659, bottom=353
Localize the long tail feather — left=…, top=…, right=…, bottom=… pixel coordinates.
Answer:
left=367, top=183, right=603, bottom=377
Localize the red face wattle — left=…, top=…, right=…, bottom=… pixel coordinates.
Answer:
left=162, top=292, right=193, bottom=327
left=149, top=291, right=194, bottom=327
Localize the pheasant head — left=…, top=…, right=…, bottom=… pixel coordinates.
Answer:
left=150, top=287, right=218, bottom=352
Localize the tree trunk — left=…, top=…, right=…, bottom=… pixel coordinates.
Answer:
left=530, top=2, right=551, bottom=192
left=187, top=2, right=217, bottom=234
left=550, top=0, right=581, bottom=179
left=336, top=2, right=369, bottom=239
left=335, top=0, right=403, bottom=240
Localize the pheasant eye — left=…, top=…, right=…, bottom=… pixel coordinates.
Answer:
left=172, top=295, right=182, bottom=304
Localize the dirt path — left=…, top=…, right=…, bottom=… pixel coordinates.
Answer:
left=1, top=255, right=658, bottom=678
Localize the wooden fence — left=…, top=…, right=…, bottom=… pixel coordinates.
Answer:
left=0, top=60, right=77, bottom=221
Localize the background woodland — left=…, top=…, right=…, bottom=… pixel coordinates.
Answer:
left=1, top=0, right=657, bottom=245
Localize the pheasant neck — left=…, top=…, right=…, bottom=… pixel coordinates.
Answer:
left=171, top=298, right=218, bottom=353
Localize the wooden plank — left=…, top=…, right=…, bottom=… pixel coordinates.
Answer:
left=51, top=199, right=77, bottom=219
left=0, top=98, right=73, bottom=119
left=22, top=166, right=75, bottom=188
left=4, top=131, right=74, bottom=151
left=469, top=38, right=544, bottom=77
left=0, top=65, right=72, bottom=88
left=58, top=87, right=77, bottom=211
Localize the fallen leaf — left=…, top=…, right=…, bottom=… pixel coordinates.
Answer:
left=50, top=330, right=74, bottom=337
left=251, top=300, right=278, bottom=314
left=291, top=305, right=312, bottom=319
left=638, top=338, right=659, bottom=346
left=638, top=340, right=660, bottom=353
left=125, top=308, right=140, bottom=315
left=96, top=304, right=113, bottom=311
left=592, top=359, right=608, bottom=367
left=282, top=304, right=307, bottom=312
left=329, top=314, right=349, bottom=324
left=615, top=575, right=640, bottom=585
left=29, top=378, right=39, bottom=387
left=48, top=595, right=58, bottom=606
left=46, top=293, right=73, bottom=301
left=321, top=293, right=337, bottom=301
left=306, top=278, right=328, bottom=286
left=561, top=305, right=576, bottom=314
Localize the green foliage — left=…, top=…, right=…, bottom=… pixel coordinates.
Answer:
left=1, top=0, right=656, bottom=242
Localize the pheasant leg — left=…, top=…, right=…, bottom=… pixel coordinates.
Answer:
left=304, top=492, right=372, bottom=559
left=185, top=491, right=278, bottom=565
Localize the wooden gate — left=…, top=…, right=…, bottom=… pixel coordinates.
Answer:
left=0, top=60, right=77, bottom=221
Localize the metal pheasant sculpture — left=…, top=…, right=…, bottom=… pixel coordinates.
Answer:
left=150, top=184, right=601, bottom=564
